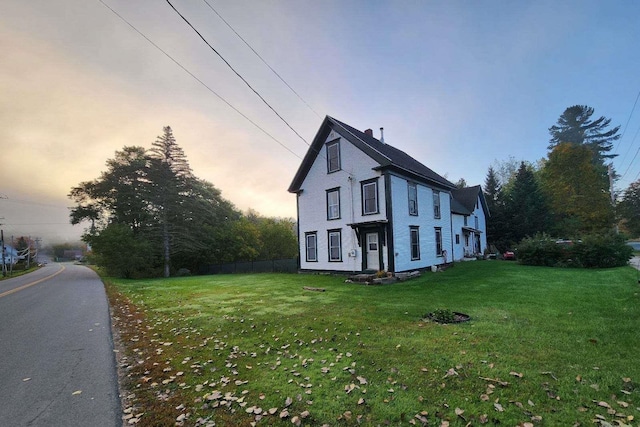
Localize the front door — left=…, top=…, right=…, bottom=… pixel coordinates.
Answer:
left=366, top=233, right=380, bottom=271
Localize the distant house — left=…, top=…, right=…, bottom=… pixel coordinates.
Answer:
left=451, top=185, right=489, bottom=260
left=1, top=246, right=21, bottom=265
left=288, top=116, right=489, bottom=273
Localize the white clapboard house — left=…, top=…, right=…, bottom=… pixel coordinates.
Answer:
left=288, top=116, right=489, bottom=273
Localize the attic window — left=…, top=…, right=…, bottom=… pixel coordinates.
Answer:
left=327, top=140, right=340, bottom=173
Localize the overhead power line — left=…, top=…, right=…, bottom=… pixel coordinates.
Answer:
left=620, top=124, right=640, bottom=181
left=618, top=90, right=640, bottom=148
left=615, top=90, right=640, bottom=174
left=165, top=0, right=310, bottom=146
left=98, top=0, right=302, bottom=160
left=202, top=0, right=322, bottom=119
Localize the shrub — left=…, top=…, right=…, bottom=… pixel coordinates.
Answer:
left=573, top=232, right=634, bottom=268
left=516, top=234, right=566, bottom=267
left=427, top=308, right=456, bottom=323
left=516, top=232, right=633, bottom=268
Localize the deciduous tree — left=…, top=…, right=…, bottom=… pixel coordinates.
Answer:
left=540, top=143, right=614, bottom=236
left=618, top=179, right=640, bottom=237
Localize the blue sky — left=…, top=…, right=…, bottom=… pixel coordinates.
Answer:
left=1, top=0, right=639, bottom=242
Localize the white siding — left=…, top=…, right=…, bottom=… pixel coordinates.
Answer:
left=451, top=213, right=466, bottom=261
left=390, top=175, right=453, bottom=272
left=451, top=195, right=488, bottom=260
left=297, top=130, right=387, bottom=272
left=472, top=196, right=488, bottom=253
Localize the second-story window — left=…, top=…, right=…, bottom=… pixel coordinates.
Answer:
left=326, top=188, right=340, bottom=220
left=408, top=182, right=418, bottom=215
left=327, top=140, right=340, bottom=173
left=433, top=190, right=441, bottom=219
left=362, top=179, right=379, bottom=215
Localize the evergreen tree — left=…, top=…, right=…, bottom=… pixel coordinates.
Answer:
left=147, top=126, right=196, bottom=277
left=548, top=105, right=620, bottom=166
left=69, top=126, right=241, bottom=277
left=504, top=162, right=549, bottom=243
left=483, top=166, right=504, bottom=250
left=483, top=166, right=501, bottom=212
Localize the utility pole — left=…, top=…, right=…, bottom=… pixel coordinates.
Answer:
left=608, top=164, right=618, bottom=233
left=1, top=229, right=5, bottom=277
left=35, top=237, right=41, bottom=264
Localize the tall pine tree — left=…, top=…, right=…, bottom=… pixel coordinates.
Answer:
left=548, top=105, right=620, bottom=167
left=483, top=166, right=503, bottom=250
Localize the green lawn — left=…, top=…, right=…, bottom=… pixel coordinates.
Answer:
left=108, top=261, right=640, bottom=426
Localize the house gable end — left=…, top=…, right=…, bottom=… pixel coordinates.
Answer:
left=288, top=116, right=388, bottom=193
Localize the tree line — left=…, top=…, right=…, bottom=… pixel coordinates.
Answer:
left=482, top=104, right=640, bottom=251
left=69, top=126, right=297, bottom=278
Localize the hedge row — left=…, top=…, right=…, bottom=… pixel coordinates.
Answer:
left=515, top=233, right=633, bottom=268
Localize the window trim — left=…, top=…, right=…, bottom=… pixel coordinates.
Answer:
left=361, top=178, right=379, bottom=215
left=305, top=232, right=318, bottom=262
left=410, top=226, right=420, bottom=260
left=327, top=229, right=342, bottom=262
left=435, top=227, right=443, bottom=256
left=433, top=190, right=441, bottom=219
left=408, top=182, right=418, bottom=216
left=326, top=140, right=341, bottom=174
left=326, top=187, right=341, bottom=220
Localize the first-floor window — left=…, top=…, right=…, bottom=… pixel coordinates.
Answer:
left=435, top=227, right=443, bottom=256
left=455, top=234, right=460, bottom=244
left=305, top=232, right=317, bottom=262
left=328, top=229, right=342, bottom=262
left=410, top=226, right=420, bottom=260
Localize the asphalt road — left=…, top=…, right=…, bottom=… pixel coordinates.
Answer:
left=0, top=263, right=121, bottom=426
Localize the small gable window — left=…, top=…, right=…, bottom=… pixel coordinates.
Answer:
left=327, top=140, right=340, bottom=173
left=408, top=182, right=418, bottom=216
left=361, top=179, right=379, bottom=215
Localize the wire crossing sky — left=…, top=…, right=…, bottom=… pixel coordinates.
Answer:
left=1, top=0, right=640, bottom=242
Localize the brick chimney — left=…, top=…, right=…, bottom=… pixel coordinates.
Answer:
left=364, top=128, right=373, bottom=137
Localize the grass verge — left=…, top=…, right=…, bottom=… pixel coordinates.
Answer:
left=106, top=261, right=640, bottom=426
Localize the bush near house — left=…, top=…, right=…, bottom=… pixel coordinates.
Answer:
left=516, top=232, right=633, bottom=268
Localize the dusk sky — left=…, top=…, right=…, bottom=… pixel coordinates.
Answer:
left=2, top=0, right=640, bottom=244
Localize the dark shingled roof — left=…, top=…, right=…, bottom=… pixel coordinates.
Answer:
left=451, top=185, right=490, bottom=217
left=289, top=116, right=456, bottom=192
